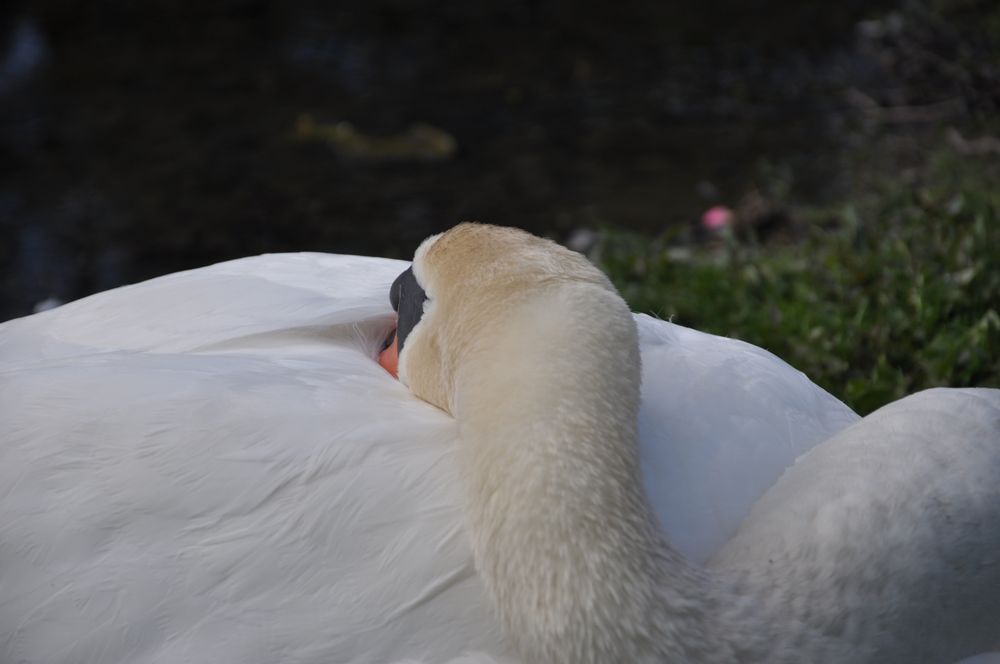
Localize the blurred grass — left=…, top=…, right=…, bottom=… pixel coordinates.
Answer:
left=594, top=146, right=1000, bottom=414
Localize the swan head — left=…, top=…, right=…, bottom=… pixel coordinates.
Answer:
left=380, top=222, right=633, bottom=416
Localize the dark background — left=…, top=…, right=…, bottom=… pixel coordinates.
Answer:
left=1, top=0, right=996, bottom=320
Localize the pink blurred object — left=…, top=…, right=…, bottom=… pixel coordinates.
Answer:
left=701, top=205, right=734, bottom=230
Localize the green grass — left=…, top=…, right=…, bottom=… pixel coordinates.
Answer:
left=594, top=149, right=1000, bottom=414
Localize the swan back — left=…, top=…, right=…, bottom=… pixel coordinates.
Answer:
left=0, top=253, right=510, bottom=664
left=714, top=387, right=1000, bottom=662
left=635, top=315, right=859, bottom=563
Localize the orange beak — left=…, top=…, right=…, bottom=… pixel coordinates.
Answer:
left=379, top=331, right=399, bottom=378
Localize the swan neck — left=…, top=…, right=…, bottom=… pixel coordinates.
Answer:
left=453, top=287, right=726, bottom=662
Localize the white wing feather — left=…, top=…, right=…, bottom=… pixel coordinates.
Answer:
left=635, top=314, right=858, bottom=563
left=1, top=254, right=507, bottom=664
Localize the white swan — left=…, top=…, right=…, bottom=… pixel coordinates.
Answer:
left=0, top=224, right=995, bottom=662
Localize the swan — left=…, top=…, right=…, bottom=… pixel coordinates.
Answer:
left=0, top=224, right=995, bottom=662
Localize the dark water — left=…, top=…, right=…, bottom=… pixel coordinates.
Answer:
left=0, top=0, right=927, bottom=320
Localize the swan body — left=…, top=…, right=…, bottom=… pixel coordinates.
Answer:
left=1, top=226, right=996, bottom=662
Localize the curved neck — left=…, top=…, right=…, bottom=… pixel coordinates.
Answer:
left=450, top=287, right=744, bottom=663
left=460, top=403, right=729, bottom=662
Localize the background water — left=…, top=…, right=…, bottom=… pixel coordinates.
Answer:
left=1, top=0, right=994, bottom=320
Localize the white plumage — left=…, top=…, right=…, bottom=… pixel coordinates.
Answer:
left=1, top=254, right=506, bottom=663
left=635, top=317, right=858, bottom=563
left=1, top=245, right=996, bottom=663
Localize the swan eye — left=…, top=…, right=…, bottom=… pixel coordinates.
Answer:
left=389, top=266, right=428, bottom=353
